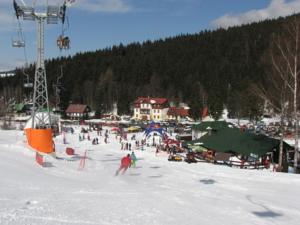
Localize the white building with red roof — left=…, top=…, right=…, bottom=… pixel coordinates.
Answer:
left=133, top=97, right=169, bottom=121
left=65, top=104, right=91, bottom=120
left=167, top=107, right=190, bottom=121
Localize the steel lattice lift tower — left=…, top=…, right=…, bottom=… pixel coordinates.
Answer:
left=13, top=0, right=70, bottom=154
left=13, top=0, right=68, bottom=129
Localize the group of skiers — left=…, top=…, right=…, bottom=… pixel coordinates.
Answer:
left=77, top=128, right=111, bottom=145
left=121, top=142, right=132, bottom=150
left=115, top=151, right=137, bottom=176
left=63, top=126, right=141, bottom=176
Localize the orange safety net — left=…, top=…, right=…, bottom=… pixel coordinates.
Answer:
left=25, top=128, right=55, bottom=154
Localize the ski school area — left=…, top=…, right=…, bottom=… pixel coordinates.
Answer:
left=1, top=124, right=300, bottom=225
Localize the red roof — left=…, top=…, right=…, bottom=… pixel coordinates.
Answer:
left=134, top=97, right=168, bottom=105
left=66, top=104, right=89, bottom=114
left=167, top=107, right=189, bottom=117
left=201, top=106, right=208, bottom=118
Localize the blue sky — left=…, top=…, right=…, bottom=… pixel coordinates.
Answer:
left=1, top=0, right=300, bottom=71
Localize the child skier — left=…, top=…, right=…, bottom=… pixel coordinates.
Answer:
left=130, top=151, right=137, bottom=168
left=115, top=154, right=131, bottom=176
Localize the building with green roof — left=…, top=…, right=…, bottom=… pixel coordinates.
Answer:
left=190, top=121, right=293, bottom=162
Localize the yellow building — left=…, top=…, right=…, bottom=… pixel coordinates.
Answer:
left=133, top=97, right=169, bottom=121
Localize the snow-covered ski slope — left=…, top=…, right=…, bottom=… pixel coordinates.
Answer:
left=0, top=128, right=300, bottom=225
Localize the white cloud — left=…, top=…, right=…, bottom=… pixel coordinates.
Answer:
left=212, top=0, right=300, bottom=28
left=75, top=0, right=132, bottom=13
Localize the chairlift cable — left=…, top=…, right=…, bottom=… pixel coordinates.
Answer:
left=16, top=17, right=29, bottom=76
left=20, top=0, right=27, bottom=7
left=22, top=41, right=29, bottom=75
left=17, top=19, right=25, bottom=44
left=12, top=12, right=27, bottom=78
left=16, top=9, right=32, bottom=90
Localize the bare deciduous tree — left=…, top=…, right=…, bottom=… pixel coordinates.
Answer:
left=255, top=16, right=300, bottom=171
left=253, top=16, right=300, bottom=170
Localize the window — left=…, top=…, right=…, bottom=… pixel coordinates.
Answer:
left=140, top=109, right=150, bottom=114
left=157, top=116, right=160, bottom=119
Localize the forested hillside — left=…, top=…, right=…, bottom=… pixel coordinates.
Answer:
left=0, top=14, right=296, bottom=119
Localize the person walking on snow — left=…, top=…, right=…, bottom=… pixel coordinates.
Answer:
left=115, top=154, right=131, bottom=176
left=130, top=151, right=137, bottom=168
left=155, top=146, right=159, bottom=156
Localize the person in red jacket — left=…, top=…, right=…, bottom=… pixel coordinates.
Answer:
left=115, top=154, right=131, bottom=176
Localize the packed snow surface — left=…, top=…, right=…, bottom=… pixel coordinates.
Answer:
left=0, top=128, right=300, bottom=225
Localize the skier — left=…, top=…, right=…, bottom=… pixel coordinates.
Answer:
left=130, top=151, right=137, bottom=168
left=115, top=154, right=131, bottom=176
left=155, top=146, right=159, bottom=156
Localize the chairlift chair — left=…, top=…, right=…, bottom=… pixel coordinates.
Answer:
left=57, top=35, right=70, bottom=50
left=23, top=72, right=33, bottom=88
left=12, top=13, right=26, bottom=48
left=57, top=35, right=63, bottom=49
left=63, top=36, right=70, bottom=49
left=47, top=6, right=59, bottom=24
left=12, top=39, right=25, bottom=48
left=24, top=81, right=33, bottom=88
left=20, top=6, right=35, bottom=21
left=23, top=67, right=33, bottom=88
